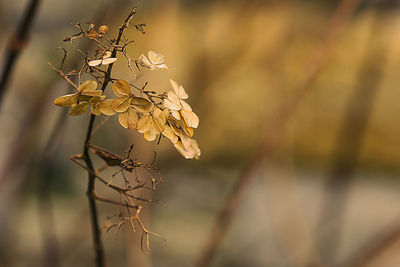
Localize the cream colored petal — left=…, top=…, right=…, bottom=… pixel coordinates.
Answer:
left=171, top=110, right=181, bottom=120
left=88, top=59, right=102, bottom=67
left=180, top=100, right=192, bottom=111
left=137, top=115, right=152, bottom=133
left=99, top=99, right=116, bottom=115
left=112, top=96, right=131, bottom=113
left=180, top=109, right=199, bottom=128
left=102, top=57, right=117, bottom=65
left=112, top=79, right=131, bottom=97
left=131, top=97, right=153, bottom=113
left=148, top=50, right=165, bottom=65
left=78, top=80, right=98, bottom=92
left=164, top=99, right=181, bottom=111
left=167, top=91, right=181, bottom=105
left=118, top=108, right=138, bottom=129
left=138, top=54, right=156, bottom=70
left=102, top=51, right=112, bottom=59
left=174, top=141, right=194, bottom=159
left=69, top=102, right=88, bottom=116
left=169, top=79, right=188, bottom=99
left=162, top=125, right=178, bottom=144
left=54, top=94, right=77, bottom=107
left=152, top=116, right=165, bottom=134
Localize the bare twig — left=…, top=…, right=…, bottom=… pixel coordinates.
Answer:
left=193, top=1, right=362, bottom=267
left=0, top=0, right=41, bottom=109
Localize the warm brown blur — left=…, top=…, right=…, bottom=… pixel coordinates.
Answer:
left=0, top=0, right=400, bottom=266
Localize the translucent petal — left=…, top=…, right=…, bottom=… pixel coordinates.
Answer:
left=102, top=58, right=117, bottom=65
left=171, top=110, right=181, bottom=120
left=164, top=98, right=181, bottom=111
left=78, top=80, right=98, bottom=92
left=99, top=99, right=116, bottom=115
left=167, top=91, right=181, bottom=106
left=138, top=54, right=156, bottom=70
left=148, top=50, right=165, bottom=65
left=102, top=51, right=112, bottom=59
left=180, top=109, right=199, bottom=128
left=137, top=115, right=152, bottom=134
left=88, top=60, right=102, bottom=67
left=69, top=102, right=88, bottom=116
left=54, top=94, right=77, bottom=107
left=162, top=125, right=178, bottom=144
left=174, top=141, right=194, bottom=159
left=131, top=97, right=153, bottom=113
left=119, top=108, right=138, bottom=129
left=112, top=96, right=131, bottom=113
left=180, top=100, right=192, bottom=111
left=112, top=79, right=131, bottom=97
left=169, top=79, right=188, bottom=99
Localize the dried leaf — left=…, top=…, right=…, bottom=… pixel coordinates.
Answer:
left=69, top=102, right=88, bottom=116
left=113, top=79, right=131, bottom=97
left=98, top=25, right=109, bottom=35
left=112, top=97, right=131, bottom=113
left=131, top=97, right=153, bottom=113
left=119, top=108, right=138, bottom=129
left=78, top=80, right=98, bottom=92
left=87, top=30, right=98, bottom=39
left=54, top=94, right=77, bottom=107
left=99, top=99, right=117, bottom=115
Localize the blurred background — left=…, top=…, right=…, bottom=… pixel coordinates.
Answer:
left=1, top=0, right=400, bottom=266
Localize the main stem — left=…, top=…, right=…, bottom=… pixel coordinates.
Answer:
left=82, top=7, right=137, bottom=267
left=83, top=115, right=104, bottom=267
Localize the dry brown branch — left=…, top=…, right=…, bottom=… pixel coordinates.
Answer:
left=193, top=1, right=362, bottom=267
left=0, top=0, right=41, bottom=109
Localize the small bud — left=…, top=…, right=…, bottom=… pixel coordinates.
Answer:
left=87, top=30, right=98, bottom=39
left=98, top=25, right=109, bottom=35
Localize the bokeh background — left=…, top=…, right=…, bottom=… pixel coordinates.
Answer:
left=1, top=0, right=400, bottom=266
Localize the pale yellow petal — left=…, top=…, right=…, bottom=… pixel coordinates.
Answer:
left=138, top=54, right=156, bottom=70
left=143, top=129, right=157, bottom=141
left=88, top=59, right=102, bottom=67
left=112, top=79, right=131, bottom=97
left=118, top=108, right=138, bottom=129
left=169, top=79, right=188, bottom=99
left=131, top=97, right=153, bottom=113
left=102, top=57, right=117, bottom=65
left=162, top=125, right=178, bottom=144
left=69, top=102, right=88, bottom=116
left=99, top=99, right=116, bottom=115
left=164, top=98, right=181, bottom=111
left=171, top=110, right=181, bottom=120
left=54, top=94, right=77, bottom=107
left=148, top=50, right=164, bottom=65
left=180, top=100, right=192, bottom=111
left=174, top=141, right=195, bottom=159
left=112, top=96, right=130, bottom=113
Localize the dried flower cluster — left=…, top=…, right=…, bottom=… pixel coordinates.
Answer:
left=54, top=22, right=201, bottom=159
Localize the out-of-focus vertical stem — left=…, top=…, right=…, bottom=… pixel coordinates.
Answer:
left=0, top=0, right=41, bottom=109
left=315, top=8, right=389, bottom=264
left=193, top=0, right=361, bottom=266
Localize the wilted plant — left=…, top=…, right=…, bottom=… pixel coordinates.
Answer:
left=50, top=6, right=200, bottom=267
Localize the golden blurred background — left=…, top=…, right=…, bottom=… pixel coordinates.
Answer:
left=0, top=0, right=400, bottom=266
